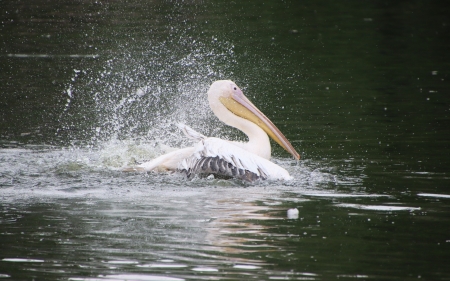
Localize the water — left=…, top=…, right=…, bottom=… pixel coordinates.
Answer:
left=1, top=0, right=450, bottom=280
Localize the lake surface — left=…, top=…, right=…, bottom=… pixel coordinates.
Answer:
left=1, top=0, right=450, bottom=280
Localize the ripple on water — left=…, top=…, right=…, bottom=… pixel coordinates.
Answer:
left=2, top=258, right=45, bottom=263
left=103, top=260, right=139, bottom=265
left=232, top=264, right=261, bottom=270
left=7, top=53, right=99, bottom=58
left=417, top=193, right=450, bottom=199
left=301, top=192, right=389, bottom=198
left=136, top=264, right=188, bottom=268
left=191, top=267, right=219, bottom=272
left=69, top=275, right=184, bottom=281
left=335, top=203, right=421, bottom=212
left=0, top=141, right=365, bottom=202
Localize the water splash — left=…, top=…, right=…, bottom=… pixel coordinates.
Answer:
left=59, top=36, right=236, bottom=148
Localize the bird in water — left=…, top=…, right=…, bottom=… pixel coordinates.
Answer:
left=127, top=80, right=300, bottom=181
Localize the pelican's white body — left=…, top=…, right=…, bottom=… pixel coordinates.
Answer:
left=135, top=80, right=296, bottom=181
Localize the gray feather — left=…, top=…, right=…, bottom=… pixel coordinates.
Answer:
left=179, top=156, right=264, bottom=182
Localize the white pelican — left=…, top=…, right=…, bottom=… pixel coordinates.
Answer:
left=133, top=80, right=300, bottom=181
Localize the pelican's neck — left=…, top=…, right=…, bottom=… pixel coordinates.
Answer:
left=209, top=100, right=271, bottom=159
left=231, top=117, right=272, bottom=160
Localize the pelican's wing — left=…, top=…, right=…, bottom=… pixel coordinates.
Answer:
left=136, top=147, right=195, bottom=172
left=176, top=123, right=206, bottom=141
left=178, top=137, right=292, bottom=181
left=125, top=124, right=204, bottom=172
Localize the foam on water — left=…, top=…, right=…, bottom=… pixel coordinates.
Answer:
left=0, top=142, right=367, bottom=203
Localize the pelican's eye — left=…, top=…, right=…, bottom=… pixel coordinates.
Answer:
left=233, top=87, right=237, bottom=90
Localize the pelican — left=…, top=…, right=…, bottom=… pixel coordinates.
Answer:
left=133, top=80, right=300, bottom=181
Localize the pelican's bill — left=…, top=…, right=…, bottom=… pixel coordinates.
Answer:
left=219, top=94, right=300, bottom=160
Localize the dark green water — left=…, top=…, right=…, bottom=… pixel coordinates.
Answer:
left=1, top=1, right=449, bottom=280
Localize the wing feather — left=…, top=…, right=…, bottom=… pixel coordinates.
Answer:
left=178, top=137, right=292, bottom=181
left=177, top=123, right=206, bottom=141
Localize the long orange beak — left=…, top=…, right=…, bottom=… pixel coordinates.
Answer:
left=219, top=90, right=300, bottom=160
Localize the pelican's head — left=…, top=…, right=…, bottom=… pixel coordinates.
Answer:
left=207, top=80, right=300, bottom=160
